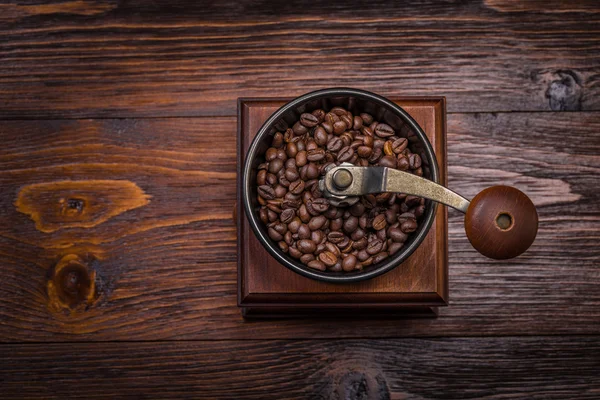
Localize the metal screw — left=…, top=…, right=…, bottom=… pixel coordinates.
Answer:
left=332, top=169, right=353, bottom=189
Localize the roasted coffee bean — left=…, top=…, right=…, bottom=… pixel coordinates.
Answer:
left=292, top=121, right=308, bottom=135
left=342, top=254, right=357, bottom=271
left=311, top=229, right=325, bottom=244
left=401, top=219, right=418, bottom=233
left=283, top=167, right=298, bottom=182
left=357, top=145, right=372, bottom=158
left=268, top=227, right=283, bottom=241
left=350, top=202, right=366, bottom=217
left=329, top=261, right=343, bottom=272
left=368, top=147, right=382, bottom=163
left=288, top=218, right=302, bottom=233
left=353, top=236, right=368, bottom=250
left=307, top=148, right=325, bottom=161
left=259, top=208, right=269, bottom=224
left=340, top=114, right=353, bottom=128
left=322, top=121, right=333, bottom=134
left=266, top=203, right=282, bottom=214
left=350, top=228, right=365, bottom=241
left=323, top=206, right=338, bottom=219
left=289, top=180, right=305, bottom=195
left=300, top=112, right=319, bottom=128
left=328, top=231, right=345, bottom=244
left=315, top=242, right=326, bottom=254
left=286, top=142, right=298, bottom=158
left=308, top=215, right=327, bottom=230
left=273, top=223, right=287, bottom=235
left=397, top=154, right=410, bottom=170
left=268, top=158, right=284, bottom=174
left=339, top=239, right=354, bottom=253
left=409, top=153, right=422, bottom=169
left=327, top=136, right=343, bottom=152
left=258, top=185, right=275, bottom=200
left=388, top=242, right=404, bottom=255
left=272, top=132, right=284, bottom=148
left=280, top=209, right=295, bottom=224
left=310, top=198, right=330, bottom=213
left=343, top=216, right=359, bottom=233
left=405, top=195, right=421, bottom=207
left=265, top=147, right=278, bottom=161
left=360, top=113, right=374, bottom=125
left=372, top=214, right=387, bottom=231
left=289, top=246, right=302, bottom=259
left=267, top=209, right=278, bottom=222
left=379, top=155, right=397, bottom=168
left=350, top=139, right=363, bottom=150
left=383, top=140, right=395, bottom=156
left=297, top=239, right=317, bottom=254
left=353, top=116, right=363, bottom=130
left=357, top=249, right=370, bottom=262
left=306, top=140, right=318, bottom=151
left=274, top=184, right=287, bottom=198
left=392, top=138, right=408, bottom=154
left=284, top=231, right=293, bottom=245
left=358, top=214, right=368, bottom=229
left=308, top=259, right=326, bottom=271
left=389, top=227, right=408, bottom=243
left=314, top=126, right=328, bottom=146
left=300, top=254, right=315, bottom=265
left=282, top=199, right=301, bottom=210
left=398, top=212, right=416, bottom=223
left=337, top=146, right=354, bottom=162
left=295, top=151, right=308, bottom=167
left=374, top=123, right=395, bottom=138
left=312, top=109, right=326, bottom=123
left=372, top=251, right=389, bottom=264
left=376, top=228, right=387, bottom=241
left=257, top=169, right=267, bottom=186
left=385, top=208, right=397, bottom=224
left=366, top=239, right=384, bottom=255
left=298, top=223, right=311, bottom=239
left=325, top=242, right=341, bottom=257
left=319, top=251, right=338, bottom=267
left=333, top=121, right=347, bottom=135
left=414, top=204, right=426, bottom=218
left=278, top=241, right=289, bottom=252
left=330, top=217, right=343, bottom=231
left=276, top=148, right=287, bottom=160
left=306, top=163, right=320, bottom=179
left=279, top=175, right=291, bottom=187
left=298, top=204, right=311, bottom=223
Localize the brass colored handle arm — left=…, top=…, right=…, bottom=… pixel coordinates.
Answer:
left=323, top=164, right=470, bottom=213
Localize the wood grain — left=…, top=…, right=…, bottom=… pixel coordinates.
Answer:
left=1, top=336, right=599, bottom=399
left=0, top=1, right=599, bottom=118
left=0, top=111, right=598, bottom=341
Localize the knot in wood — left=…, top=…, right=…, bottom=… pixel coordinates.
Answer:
left=545, top=70, right=582, bottom=111
left=47, top=254, right=97, bottom=313
left=324, top=367, right=390, bottom=400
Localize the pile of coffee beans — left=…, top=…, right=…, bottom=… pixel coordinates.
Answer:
left=256, top=106, right=426, bottom=272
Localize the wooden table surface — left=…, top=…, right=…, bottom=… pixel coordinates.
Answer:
left=1, top=1, right=599, bottom=398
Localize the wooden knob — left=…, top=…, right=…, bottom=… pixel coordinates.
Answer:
left=465, top=186, right=538, bottom=260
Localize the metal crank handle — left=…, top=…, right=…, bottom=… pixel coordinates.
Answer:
left=323, top=164, right=470, bottom=213
left=321, top=164, right=538, bottom=260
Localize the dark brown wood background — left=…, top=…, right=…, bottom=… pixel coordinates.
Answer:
left=1, top=1, right=599, bottom=398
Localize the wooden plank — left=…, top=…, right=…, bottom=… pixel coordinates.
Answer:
left=0, top=112, right=598, bottom=341
left=0, top=1, right=599, bottom=118
left=1, top=337, right=599, bottom=399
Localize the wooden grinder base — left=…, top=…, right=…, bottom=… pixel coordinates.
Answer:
left=237, top=97, right=448, bottom=318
